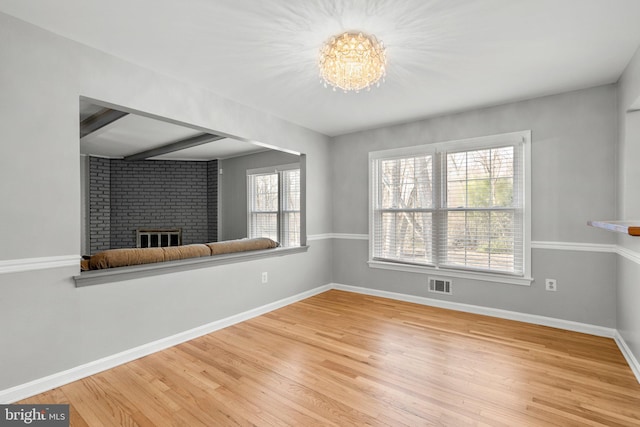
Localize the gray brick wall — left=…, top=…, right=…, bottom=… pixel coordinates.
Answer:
left=89, top=157, right=111, bottom=253
left=207, top=160, right=218, bottom=242
left=88, top=157, right=218, bottom=252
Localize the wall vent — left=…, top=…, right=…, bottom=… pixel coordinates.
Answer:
left=428, top=277, right=452, bottom=295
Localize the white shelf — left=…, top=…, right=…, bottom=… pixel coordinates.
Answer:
left=588, top=220, right=640, bottom=236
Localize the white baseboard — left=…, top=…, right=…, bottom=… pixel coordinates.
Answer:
left=3, top=282, right=638, bottom=402
left=614, top=331, right=640, bottom=384
left=332, top=284, right=640, bottom=384
left=0, top=284, right=332, bottom=404
left=331, top=283, right=616, bottom=338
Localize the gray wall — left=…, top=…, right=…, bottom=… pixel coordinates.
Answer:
left=617, top=44, right=640, bottom=368
left=0, top=12, right=332, bottom=391
left=219, top=150, right=301, bottom=241
left=331, top=85, right=618, bottom=327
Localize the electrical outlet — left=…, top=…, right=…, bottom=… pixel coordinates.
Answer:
left=261, top=272, right=268, bottom=284
left=545, top=278, right=557, bottom=292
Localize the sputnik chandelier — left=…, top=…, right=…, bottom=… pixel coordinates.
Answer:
left=318, top=31, right=387, bottom=92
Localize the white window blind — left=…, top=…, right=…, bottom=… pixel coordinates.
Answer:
left=440, top=144, right=523, bottom=274
left=370, top=131, right=530, bottom=277
left=247, top=164, right=300, bottom=247
left=373, top=154, right=435, bottom=265
left=248, top=172, right=279, bottom=242
left=281, top=169, right=301, bottom=247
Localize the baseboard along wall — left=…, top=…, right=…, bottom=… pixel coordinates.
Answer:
left=1, top=282, right=638, bottom=403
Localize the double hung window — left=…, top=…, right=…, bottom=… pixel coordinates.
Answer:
left=247, top=164, right=300, bottom=247
left=370, top=131, right=531, bottom=283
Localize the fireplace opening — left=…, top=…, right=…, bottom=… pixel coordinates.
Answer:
left=137, top=228, right=182, bottom=248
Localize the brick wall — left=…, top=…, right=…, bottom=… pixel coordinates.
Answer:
left=88, top=158, right=218, bottom=253
left=207, top=160, right=218, bottom=242
left=89, top=157, right=111, bottom=253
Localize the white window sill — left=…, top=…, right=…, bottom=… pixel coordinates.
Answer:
left=367, top=260, right=533, bottom=286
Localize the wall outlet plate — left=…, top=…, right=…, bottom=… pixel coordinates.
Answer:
left=545, top=278, right=557, bottom=291
left=261, top=272, right=268, bottom=284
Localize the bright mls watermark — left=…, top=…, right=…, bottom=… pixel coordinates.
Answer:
left=0, top=405, right=69, bottom=426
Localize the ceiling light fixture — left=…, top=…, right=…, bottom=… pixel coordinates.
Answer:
left=319, top=31, right=386, bottom=92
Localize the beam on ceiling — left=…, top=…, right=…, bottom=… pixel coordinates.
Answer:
left=123, top=133, right=224, bottom=161
left=80, top=108, right=128, bottom=138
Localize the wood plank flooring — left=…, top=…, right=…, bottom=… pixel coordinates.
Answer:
left=20, top=290, right=640, bottom=426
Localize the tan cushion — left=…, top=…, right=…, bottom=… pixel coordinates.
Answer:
left=87, top=239, right=278, bottom=270
left=89, top=247, right=165, bottom=270
left=206, top=238, right=279, bottom=255
left=163, top=244, right=211, bottom=261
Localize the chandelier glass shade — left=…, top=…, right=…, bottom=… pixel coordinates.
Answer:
left=319, top=31, right=386, bottom=92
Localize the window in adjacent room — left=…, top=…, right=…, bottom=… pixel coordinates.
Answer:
left=369, top=131, right=531, bottom=284
left=247, top=163, right=300, bottom=247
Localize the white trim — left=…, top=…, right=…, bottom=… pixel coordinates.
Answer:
left=0, top=255, right=80, bottom=275
left=307, top=233, right=369, bottom=241
left=3, top=282, right=638, bottom=402
left=368, top=130, right=529, bottom=160
left=368, top=131, right=532, bottom=281
left=531, top=241, right=617, bottom=253
left=85, top=153, right=120, bottom=160
left=617, top=245, right=640, bottom=265
left=333, top=233, right=368, bottom=240
left=246, top=162, right=300, bottom=176
left=307, top=233, right=334, bottom=241
left=332, top=283, right=616, bottom=338
left=367, top=260, right=533, bottom=286
left=0, top=284, right=332, bottom=403
left=614, top=331, right=640, bottom=384
left=522, top=130, right=533, bottom=285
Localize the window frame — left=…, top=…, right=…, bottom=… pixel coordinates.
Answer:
left=247, top=163, right=301, bottom=247
left=368, top=131, right=532, bottom=286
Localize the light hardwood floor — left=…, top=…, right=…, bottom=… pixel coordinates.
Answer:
left=20, top=290, right=640, bottom=426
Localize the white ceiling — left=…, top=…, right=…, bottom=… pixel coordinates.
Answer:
left=150, top=138, right=268, bottom=161
left=4, top=0, right=640, bottom=136
left=80, top=102, right=267, bottom=160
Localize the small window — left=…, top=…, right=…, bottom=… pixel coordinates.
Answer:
left=247, top=164, right=300, bottom=247
left=370, top=131, right=531, bottom=280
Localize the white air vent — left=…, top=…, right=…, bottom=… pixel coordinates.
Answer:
left=428, top=277, right=452, bottom=295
